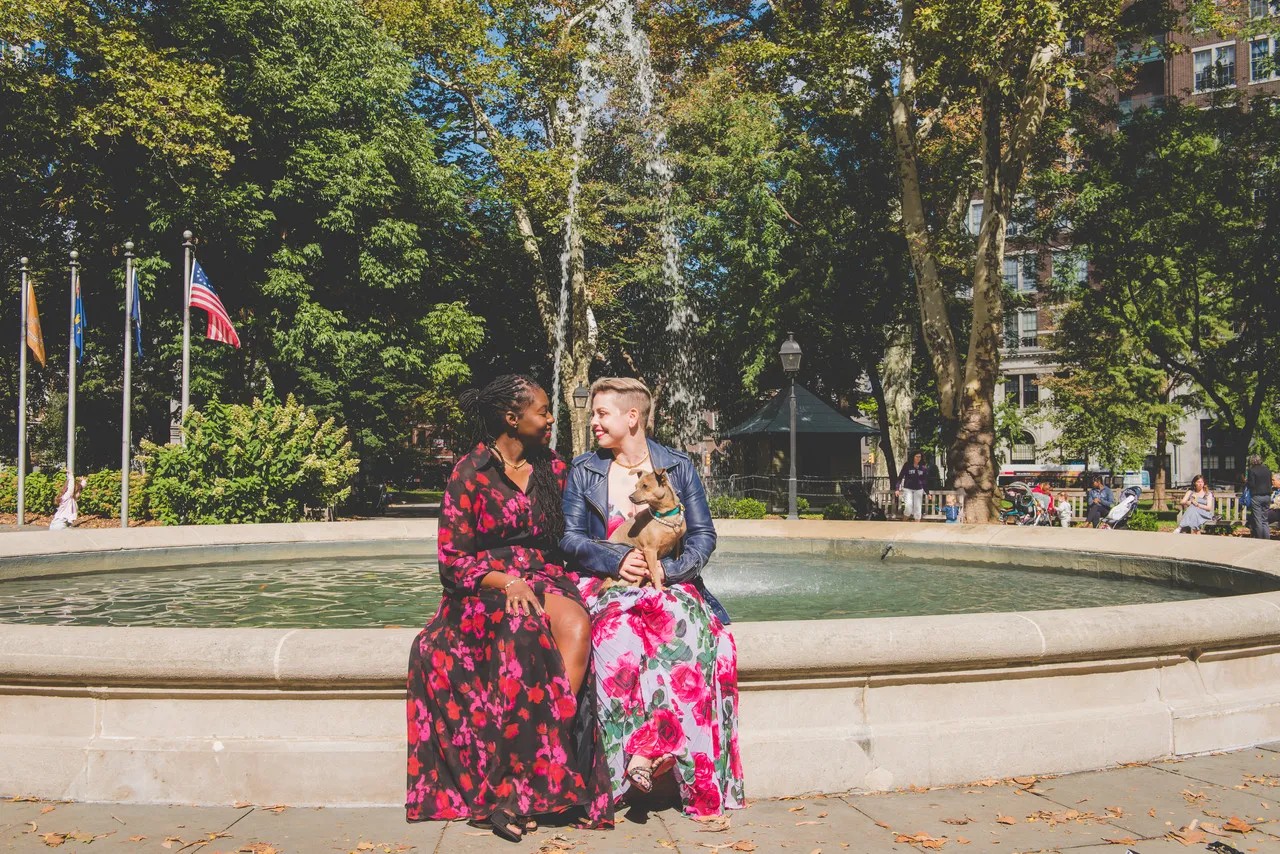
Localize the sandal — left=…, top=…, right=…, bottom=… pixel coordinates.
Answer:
left=627, top=757, right=656, bottom=794
left=488, top=809, right=524, bottom=843
left=519, top=816, right=538, bottom=832
left=651, top=753, right=676, bottom=779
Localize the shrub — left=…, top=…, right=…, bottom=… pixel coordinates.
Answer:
left=78, top=470, right=150, bottom=520
left=1127, top=510, right=1158, bottom=532
left=796, top=497, right=810, bottom=514
left=731, top=498, right=767, bottom=519
left=0, top=469, right=63, bottom=515
left=822, top=499, right=855, bottom=521
left=707, top=495, right=737, bottom=519
left=141, top=395, right=359, bottom=524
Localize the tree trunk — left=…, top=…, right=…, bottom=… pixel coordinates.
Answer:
left=872, top=325, right=912, bottom=488
left=560, top=219, right=594, bottom=457
left=1153, top=415, right=1169, bottom=511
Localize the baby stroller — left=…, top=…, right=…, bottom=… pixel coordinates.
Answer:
left=842, top=481, right=888, bottom=521
left=999, top=482, right=1040, bottom=525
left=1099, top=486, right=1141, bottom=530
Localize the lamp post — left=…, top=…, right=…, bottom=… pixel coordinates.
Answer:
left=779, top=333, right=802, bottom=520
left=572, top=383, right=590, bottom=454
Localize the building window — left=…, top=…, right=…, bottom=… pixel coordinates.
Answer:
left=1004, top=310, right=1039, bottom=350
left=1251, top=0, right=1279, bottom=18
left=1050, top=250, right=1088, bottom=286
left=1003, top=254, right=1039, bottom=292
left=1067, top=35, right=1086, bottom=56
left=1195, top=44, right=1237, bottom=91
left=1251, top=37, right=1278, bottom=82
left=1011, top=431, right=1036, bottom=463
left=1021, top=374, right=1040, bottom=406
left=968, top=201, right=984, bottom=236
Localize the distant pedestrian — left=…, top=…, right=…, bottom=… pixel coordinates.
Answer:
left=1085, top=475, right=1114, bottom=528
left=1269, top=473, right=1280, bottom=531
left=1246, top=455, right=1273, bottom=540
left=49, top=476, right=86, bottom=530
left=895, top=451, right=930, bottom=522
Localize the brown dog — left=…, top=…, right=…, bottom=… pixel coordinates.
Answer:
left=604, top=468, right=686, bottom=590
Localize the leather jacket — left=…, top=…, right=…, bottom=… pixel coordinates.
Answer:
left=560, top=439, right=730, bottom=625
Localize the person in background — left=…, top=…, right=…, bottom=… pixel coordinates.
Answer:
left=1268, top=472, right=1280, bottom=530
left=1085, top=475, right=1114, bottom=528
left=49, top=476, right=86, bottom=530
left=1175, top=475, right=1214, bottom=534
left=895, top=451, right=930, bottom=522
left=1055, top=490, right=1073, bottom=528
left=942, top=494, right=961, bottom=524
left=1246, top=455, right=1273, bottom=541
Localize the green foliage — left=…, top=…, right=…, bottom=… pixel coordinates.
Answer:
left=77, top=471, right=150, bottom=520
left=731, top=498, right=767, bottom=520
left=822, top=500, right=854, bottom=521
left=796, top=497, right=810, bottom=514
left=707, top=494, right=737, bottom=519
left=0, top=470, right=58, bottom=515
left=1126, top=510, right=1159, bottom=532
left=140, top=396, right=359, bottom=524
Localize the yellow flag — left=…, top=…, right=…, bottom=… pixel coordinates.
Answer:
left=26, top=281, right=46, bottom=367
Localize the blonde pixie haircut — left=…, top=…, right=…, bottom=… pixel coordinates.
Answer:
left=589, top=377, right=652, bottom=427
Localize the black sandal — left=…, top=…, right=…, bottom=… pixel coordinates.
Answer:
left=488, top=810, right=524, bottom=843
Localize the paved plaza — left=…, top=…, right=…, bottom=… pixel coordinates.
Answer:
left=5, top=748, right=1280, bottom=853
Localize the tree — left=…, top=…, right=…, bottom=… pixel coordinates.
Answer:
left=884, top=0, right=1187, bottom=519
left=1062, top=98, right=1280, bottom=486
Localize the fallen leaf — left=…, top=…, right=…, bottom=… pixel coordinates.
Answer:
left=973, top=778, right=1000, bottom=787
left=817, top=812, right=828, bottom=818
left=995, top=815, right=1016, bottom=825
left=658, top=842, right=677, bottom=850
left=261, top=805, right=287, bottom=814
left=729, top=843, right=757, bottom=852
left=796, top=820, right=822, bottom=826
left=238, top=845, right=279, bottom=854
left=128, top=836, right=147, bottom=843
left=1168, top=821, right=1208, bottom=845
left=1224, top=816, right=1254, bottom=833
left=1181, top=789, right=1208, bottom=804
left=232, top=802, right=252, bottom=809
left=874, top=821, right=891, bottom=829
left=694, top=815, right=731, bottom=832
left=788, top=805, right=805, bottom=812
left=1148, top=808, right=1157, bottom=817
left=356, top=845, right=375, bottom=852
left=1104, top=806, right=1124, bottom=817
left=41, top=833, right=65, bottom=848
left=40, top=806, right=55, bottom=814
left=1101, top=837, right=1137, bottom=845
left=955, top=837, right=970, bottom=845
left=1012, top=776, right=1037, bottom=786
left=941, top=817, right=973, bottom=826
left=162, top=838, right=184, bottom=850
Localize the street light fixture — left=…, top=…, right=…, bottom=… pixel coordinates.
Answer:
left=779, top=333, right=802, bottom=520
left=572, top=383, right=591, bottom=453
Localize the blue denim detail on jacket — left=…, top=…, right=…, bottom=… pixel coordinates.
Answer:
left=560, top=439, right=730, bottom=625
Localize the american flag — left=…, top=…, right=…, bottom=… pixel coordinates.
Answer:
left=189, top=260, right=241, bottom=348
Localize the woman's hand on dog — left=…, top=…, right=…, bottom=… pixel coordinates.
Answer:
left=619, top=550, right=649, bottom=583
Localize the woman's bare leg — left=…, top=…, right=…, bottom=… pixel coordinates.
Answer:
left=543, top=594, right=591, bottom=696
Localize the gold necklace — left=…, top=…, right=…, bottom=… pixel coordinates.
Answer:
left=614, top=450, right=650, bottom=470
left=493, top=447, right=529, bottom=471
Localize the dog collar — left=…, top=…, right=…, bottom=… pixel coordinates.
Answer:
left=653, top=504, right=683, bottom=519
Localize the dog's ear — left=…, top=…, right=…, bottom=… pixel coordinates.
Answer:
left=654, top=468, right=668, bottom=484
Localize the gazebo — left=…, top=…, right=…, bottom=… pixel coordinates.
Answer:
left=722, top=384, right=879, bottom=481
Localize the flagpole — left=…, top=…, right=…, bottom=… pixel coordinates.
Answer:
left=121, top=241, right=134, bottom=528
left=67, top=250, right=79, bottom=483
left=180, top=230, right=193, bottom=443
left=17, top=257, right=30, bottom=528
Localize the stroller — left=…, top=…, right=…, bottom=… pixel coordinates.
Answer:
left=1099, top=486, right=1142, bottom=530
left=842, top=481, right=888, bottom=521
left=1000, top=482, right=1044, bottom=525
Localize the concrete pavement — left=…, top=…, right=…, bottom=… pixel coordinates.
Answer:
left=5, top=747, right=1280, bottom=853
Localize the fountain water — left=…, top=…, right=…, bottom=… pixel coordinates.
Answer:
left=549, top=0, right=704, bottom=448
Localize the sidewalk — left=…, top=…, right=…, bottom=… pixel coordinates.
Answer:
left=6, top=748, right=1280, bottom=853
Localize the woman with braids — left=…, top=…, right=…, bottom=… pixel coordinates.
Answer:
left=406, top=375, right=613, bottom=840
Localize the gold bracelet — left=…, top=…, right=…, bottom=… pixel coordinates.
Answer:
left=503, top=578, right=520, bottom=592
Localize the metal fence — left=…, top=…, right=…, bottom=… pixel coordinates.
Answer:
left=704, top=475, right=894, bottom=511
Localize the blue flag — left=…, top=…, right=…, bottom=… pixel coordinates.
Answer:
left=130, top=268, right=143, bottom=358
left=72, top=281, right=86, bottom=363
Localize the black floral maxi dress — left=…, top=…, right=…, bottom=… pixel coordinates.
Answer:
left=406, top=445, right=614, bottom=826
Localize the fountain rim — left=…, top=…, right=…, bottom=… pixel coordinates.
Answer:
left=1, top=519, right=1278, bottom=688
